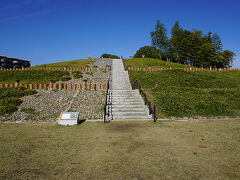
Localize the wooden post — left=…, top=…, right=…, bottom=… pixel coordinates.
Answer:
left=87, top=83, right=91, bottom=90
left=149, top=65, right=152, bottom=71
left=93, top=83, right=96, bottom=91
left=78, top=84, right=82, bottom=90
left=14, top=80, right=20, bottom=87
left=49, top=80, right=54, bottom=89
left=64, top=84, right=67, bottom=90
left=68, top=84, right=72, bottom=90
left=102, top=84, right=106, bottom=90
left=83, top=80, right=87, bottom=90
left=73, top=84, right=77, bottom=90
left=97, top=84, right=101, bottom=91
left=34, top=84, right=38, bottom=90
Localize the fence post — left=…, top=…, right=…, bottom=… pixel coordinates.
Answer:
left=14, top=80, right=20, bottom=87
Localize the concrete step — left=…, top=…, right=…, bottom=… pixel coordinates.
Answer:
left=112, top=93, right=138, bottom=96
left=111, top=97, right=139, bottom=100
left=112, top=108, right=146, bottom=112
left=113, top=115, right=152, bottom=120
left=112, top=104, right=145, bottom=108
left=111, top=93, right=138, bottom=96
left=112, top=90, right=137, bottom=93
left=112, top=112, right=147, bottom=116
left=112, top=101, right=142, bottom=105
left=112, top=99, right=141, bottom=102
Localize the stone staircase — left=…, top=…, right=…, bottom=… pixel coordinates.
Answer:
left=111, top=59, right=151, bottom=120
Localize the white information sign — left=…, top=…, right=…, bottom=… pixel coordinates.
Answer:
left=58, top=112, right=79, bottom=126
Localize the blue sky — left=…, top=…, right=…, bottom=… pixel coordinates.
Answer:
left=0, top=0, right=239, bottom=67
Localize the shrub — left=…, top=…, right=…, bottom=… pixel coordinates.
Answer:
left=60, top=76, right=72, bottom=81
left=0, top=87, right=36, bottom=115
left=72, top=71, right=83, bottom=79
left=101, top=54, right=120, bottom=59
left=20, top=108, right=36, bottom=114
left=85, top=72, right=93, bottom=76
left=133, top=46, right=164, bottom=59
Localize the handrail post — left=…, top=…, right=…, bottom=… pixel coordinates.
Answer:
left=154, top=104, right=156, bottom=122
left=149, top=101, right=152, bottom=115
left=104, top=106, right=106, bottom=123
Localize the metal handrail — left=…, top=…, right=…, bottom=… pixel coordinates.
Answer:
left=103, top=66, right=113, bottom=123
left=131, top=78, right=158, bottom=122
left=104, top=81, right=110, bottom=123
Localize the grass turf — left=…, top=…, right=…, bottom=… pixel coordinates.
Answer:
left=123, top=58, right=189, bottom=69
left=0, top=70, right=70, bottom=84
left=31, top=59, right=94, bottom=68
left=0, top=120, right=240, bottom=179
left=129, top=70, right=240, bottom=117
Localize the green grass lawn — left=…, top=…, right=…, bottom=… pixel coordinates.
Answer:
left=0, top=70, right=70, bottom=84
left=0, top=120, right=240, bottom=179
left=31, top=59, right=94, bottom=68
left=0, top=87, right=36, bottom=115
left=123, top=58, right=189, bottom=69
left=130, top=70, right=240, bottom=118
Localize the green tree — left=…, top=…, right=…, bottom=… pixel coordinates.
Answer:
left=133, top=46, right=163, bottom=59
left=221, top=50, right=235, bottom=67
left=150, top=20, right=235, bottom=67
left=211, top=33, right=223, bottom=53
left=169, top=21, right=183, bottom=62
left=171, top=21, right=181, bottom=37
left=150, top=20, right=169, bottom=54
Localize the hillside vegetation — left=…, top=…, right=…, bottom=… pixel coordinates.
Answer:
left=32, top=59, right=94, bottom=68
left=0, top=70, right=70, bottom=84
left=128, top=59, right=240, bottom=117
left=0, top=87, right=36, bottom=115
left=124, top=58, right=189, bottom=69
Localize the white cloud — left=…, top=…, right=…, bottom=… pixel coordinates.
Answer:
left=2, top=8, right=59, bottom=21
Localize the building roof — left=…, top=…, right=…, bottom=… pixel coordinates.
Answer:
left=0, top=55, right=30, bottom=62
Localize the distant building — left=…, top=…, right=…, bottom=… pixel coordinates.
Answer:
left=0, top=56, right=30, bottom=69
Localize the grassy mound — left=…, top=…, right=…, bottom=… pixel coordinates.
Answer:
left=32, top=59, right=94, bottom=68
left=0, top=87, right=36, bottom=115
left=130, top=70, right=240, bottom=117
left=0, top=70, right=70, bottom=84
left=124, top=58, right=189, bottom=69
